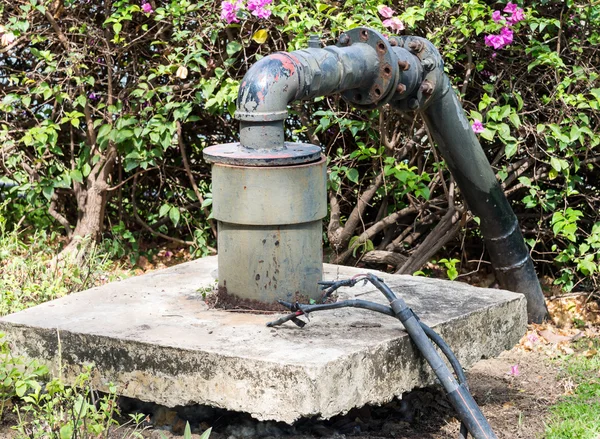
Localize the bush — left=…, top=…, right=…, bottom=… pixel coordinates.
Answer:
left=0, top=0, right=598, bottom=292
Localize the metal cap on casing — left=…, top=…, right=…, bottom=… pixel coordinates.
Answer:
left=203, top=142, right=322, bottom=166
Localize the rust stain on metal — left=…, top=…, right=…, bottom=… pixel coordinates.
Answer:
left=271, top=53, right=297, bottom=75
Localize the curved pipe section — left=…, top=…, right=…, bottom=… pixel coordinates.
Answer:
left=229, top=29, right=548, bottom=322
left=390, top=36, right=548, bottom=322
left=236, top=44, right=379, bottom=150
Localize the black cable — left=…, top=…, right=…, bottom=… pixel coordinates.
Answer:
left=420, top=322, right=469, bottom=438
left=267, top=277, right=493, bottom=438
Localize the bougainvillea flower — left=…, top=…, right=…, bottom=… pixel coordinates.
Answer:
left=378, top=5, right=395, bottom=18
left=509, top=364, right=520, bottom=376
left=472, top=120, right=485, bottom=133
left=383, top=17, right=405, bottom=32
left=88, top=92, right=99, bottom=101
left=221, top=1, right=243, bottom=23
left=492, top=10, right=503, bottom=22
left=507, top=7, right=525, bottom=24
left=175, top=65, right=188, bottom=79
left=141, top=2, right=153, bottom=13
left=247, top=0, right=272, bottom=18
left=484, top=34, right=505, bottom=49
left=247, top=0, right=272, bottom=10
left=500, top=27, right=514, bottom=44
left=1, top=32, right=16, bottom=46
left=504, top=2, right=518, bottom=14
left=252, top=7, right=271, bottom=18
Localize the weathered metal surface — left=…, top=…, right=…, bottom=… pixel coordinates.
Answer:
left=211, top=157, right=326, bottom=225
left=336, top=28, right=399, bottom=110
left=405, top=43, right=548, bottom=322
left=212, top=157, right=326, bottom=303
left=217, top=222, right=324, bottom=303
left=234, top=33, right=382, bottom=151
left=203, top=142, right=321, bottom=167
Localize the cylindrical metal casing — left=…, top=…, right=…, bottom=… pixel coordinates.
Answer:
left=211, top=157, right=327, bottom=303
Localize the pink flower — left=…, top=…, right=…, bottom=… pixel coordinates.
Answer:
left=484, top=27, right=514, bottom=50
left=141, top=2, right=153, bottom=13
left=248, top=0, right=272, bottom=10
left=252, top=7, right=271, bottom=18
left=221, top=0, right=243, bottom=23
left=472, top=120, right=484, bottom=133
left=509, top=364, right=520, bottom=376
left=383, top=17, right=405, bottom=32
left=500, top=27, right=513, bottom=44
left=492, top=10, right=503, bottom=22
left=248, top=0, right=272, bottom=19
left=527, top=333, right=539, bottom=343
left=378, top=5, right=395, bottom=18
left=503, top=2, right=518, bottom=14
left=484, top=34, right=505, bottom=49
left=507, top=7, right=525, bottom=24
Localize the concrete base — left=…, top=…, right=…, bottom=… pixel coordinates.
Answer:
left=0, top=256, right=526, bottom=423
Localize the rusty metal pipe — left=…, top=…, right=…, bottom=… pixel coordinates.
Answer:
left=236, top=44, right=380, bottom=150
left=205, top=28, right=548, bottom=323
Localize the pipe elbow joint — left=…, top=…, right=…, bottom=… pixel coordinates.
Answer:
left=236, top=52, right=305, bottom=124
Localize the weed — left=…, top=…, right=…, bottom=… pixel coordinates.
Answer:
left=545, top=338, right=600, bottom=439
left=0, top=213, right=126, bottom=317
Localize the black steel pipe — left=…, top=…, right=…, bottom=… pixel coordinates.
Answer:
left=236, top=44, right=379, bottom=150
left=418, top=75, right=547, bottom=323
left=229, top=28, right=548, bottom=322
left=267, top=274, right=497, bottom=439
left=387, top=36, right=547, bottom=323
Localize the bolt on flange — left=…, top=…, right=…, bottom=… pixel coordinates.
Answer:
left=420, top=80, right=434, bottom=95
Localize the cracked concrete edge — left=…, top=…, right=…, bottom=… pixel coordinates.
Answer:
left=0, top=295, right=526, bottom=423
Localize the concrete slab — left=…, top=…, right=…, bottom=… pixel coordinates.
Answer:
left=0, top=256, right=527, bottom=423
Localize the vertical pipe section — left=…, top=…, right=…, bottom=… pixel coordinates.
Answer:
left=420, top=80, right=548, bottom=323
left=211, top=158, right=327, bottom=305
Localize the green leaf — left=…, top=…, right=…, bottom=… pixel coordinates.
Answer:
left=509, top=113, right=521, bottom=129
left=59, top=424, right=73, bottom=439
left=169, top=206, right=180, bottom=227
left=97, top=124, right=112, bottom=140
left=184, top=422, right=193, bottom=439
left=15, top=380, right=27, bottom=397
left=159, top=204, right=170, bottom=217
left=550, top=157, right=562, bottom=172
left=198, top=427, right=212, bottom=439
left=226, top=41, right=243, bottom=57
left=113, top=22, right=122, bottom=35
left=114, top=129, right=134, bottom=144
left=70, top=170, right=83, bottom=184
left=42, top=185, right=54, bottom=201
left=346, top=168, right=359, bottom=184
left=82, top=163, right=91, bottom=178
left=505, top=142, right=517, bottom=159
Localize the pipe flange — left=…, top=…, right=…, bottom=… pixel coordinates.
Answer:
left=203, top=142, right=322, bottom=166
left=336, top=27, right=399, bottom=110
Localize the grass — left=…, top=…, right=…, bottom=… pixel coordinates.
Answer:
left=545, top=337, right=600, bottom=439
left=0, top=218, right=126, bottom=317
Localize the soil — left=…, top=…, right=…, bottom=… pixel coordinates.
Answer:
left=131, top=344, right=566, bottom=439
left=0, top=333, right=569, bottom=439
